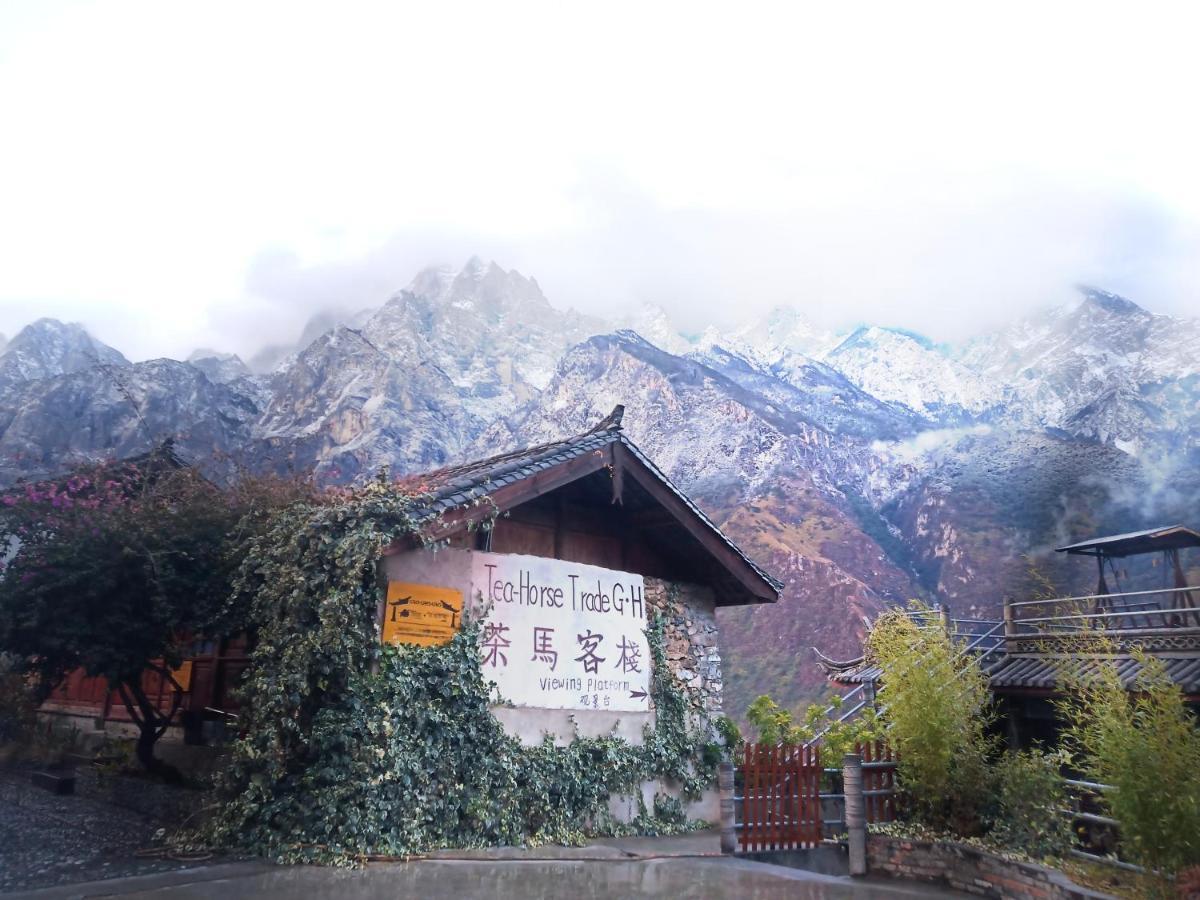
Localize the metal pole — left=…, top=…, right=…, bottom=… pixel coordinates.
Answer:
left=843, top=752, right=866, bottom=876
left=718, top=761, right=736, bottom=855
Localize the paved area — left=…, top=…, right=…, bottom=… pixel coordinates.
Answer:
left=8, top=858, right=971, bottom=899
left=0, top=784, right=970, bottom=900
left=0, top=768, right=213, bottom=895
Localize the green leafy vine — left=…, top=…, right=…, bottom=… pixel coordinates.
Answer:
left=203, top=477, right=720, bottom=862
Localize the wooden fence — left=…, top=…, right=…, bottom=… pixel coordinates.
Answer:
left=858, top=740, right=897, bottom=824
left=737, top=742, right=823, bottom=851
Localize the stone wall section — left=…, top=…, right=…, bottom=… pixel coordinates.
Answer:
left=867, top=836, right=1114, bottom=900
left=645, top=578, right=723, bottom=716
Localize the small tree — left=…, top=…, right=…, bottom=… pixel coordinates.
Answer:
left=867, top=604, right=995, bottom=832
left=744, top=693, right=881, bottom=759
left=0, top=448, right=284, bottom=779
left=1060, top=649, right=1200, bottom=878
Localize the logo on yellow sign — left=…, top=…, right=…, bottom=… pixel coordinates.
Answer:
left=381, top=581, right=464, bottom=647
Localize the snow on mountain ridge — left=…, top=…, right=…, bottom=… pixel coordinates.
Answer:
left=959, top=285, right=1200, bottom=446
left=824, top=325, right=999, bottom=422
left=0, top=318, right=129, bottom=387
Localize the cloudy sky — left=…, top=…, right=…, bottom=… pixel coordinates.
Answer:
left=1, top=1, right=1198, bottom=361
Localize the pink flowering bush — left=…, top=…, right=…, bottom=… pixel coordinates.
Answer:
left=0, top=445, right=318, bottom=779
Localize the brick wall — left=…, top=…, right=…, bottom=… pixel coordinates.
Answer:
left=867, top=836, right=1114, bottom=900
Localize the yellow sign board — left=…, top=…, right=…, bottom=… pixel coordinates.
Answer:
left=170, top=660, right=193, bottom=692
left=381, top=581, right=464, bottom=647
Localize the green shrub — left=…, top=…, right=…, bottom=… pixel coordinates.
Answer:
left=744, top=693, right=881, bottom=761
left=0, top=654, right=36, bottom=753
left=746, top=694, right=802, bottom=745
left=1060, top=649, right=1200, bottom=877
left=867, top=604, right=995, bottom=833
left=988, top=748, right=1072, bottom=859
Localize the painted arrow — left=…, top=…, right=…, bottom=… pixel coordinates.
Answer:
left=629, top=689, right=648, bottom=701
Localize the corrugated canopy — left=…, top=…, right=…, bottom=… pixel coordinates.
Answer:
left=1055, top=524, right=1200, bottom=558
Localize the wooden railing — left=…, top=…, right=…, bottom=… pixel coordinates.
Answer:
left=1007, top=584, right=1200, bottom=634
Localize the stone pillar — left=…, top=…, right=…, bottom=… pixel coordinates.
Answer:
left=718, top=761, right=736, bottom=854
left=843, top=752, right=866, bottom=877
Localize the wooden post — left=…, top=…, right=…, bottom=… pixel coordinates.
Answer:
left=719, top=761, right=736, bottom=854
left=1003, top=596, right=1014, bottom=637
left=843, top=752, right=867, bottom=877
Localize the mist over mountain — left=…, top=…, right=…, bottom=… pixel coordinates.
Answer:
left=3, top=259, right=1197, bottom=716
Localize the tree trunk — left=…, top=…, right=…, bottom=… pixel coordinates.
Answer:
left=134, top=723, right=183, bottom=783
left=118, top=679, right=184, bottom=784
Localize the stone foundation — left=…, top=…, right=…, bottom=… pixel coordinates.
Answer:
left=867, top=836, right=1113, bottom=900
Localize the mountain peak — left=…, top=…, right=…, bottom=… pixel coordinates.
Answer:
left=462, top=254, right=487, bottom=275
left=1075, top=285, right=1147, bottom=318
left=721, top=305, right=840, bottom=363
left=616, top=305, right=691, bottom=355
left=831, top=325, right=936, bottom=354
left=187, top=349, right=251, bottom=384
left=0, top=318, right=128, bottom=385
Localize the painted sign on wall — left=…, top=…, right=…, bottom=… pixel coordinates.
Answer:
left=471, top=552, right=651, bottom=712
left=382, top=581, right=464, bottom=647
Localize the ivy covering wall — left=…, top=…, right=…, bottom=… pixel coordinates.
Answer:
left=204, top=477, right=722, bottom=862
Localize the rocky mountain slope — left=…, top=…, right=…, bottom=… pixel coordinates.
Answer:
left=3, top=262, right=1197, bottom=716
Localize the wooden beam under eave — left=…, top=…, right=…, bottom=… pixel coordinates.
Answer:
left=611, top=441, right=625, bottom=505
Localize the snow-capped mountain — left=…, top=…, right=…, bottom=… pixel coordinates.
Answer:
left=2, top=264, right=1197, bottom=713
left=824, top=326, right=1000, bottom=424
left=187, top=349, right=253, bottom=384
left=719, top=306, right=841, bottom=364
left=615, top=305, right=693, bottom=356
left=0, top=318, right=128, bottom=388
left=961, top=286, right=1200, bottom=452
left=248, top=258, right=605, bottom=478
left=0, top=357, right=257, bottom=485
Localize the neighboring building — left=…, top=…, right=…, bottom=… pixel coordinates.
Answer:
left=816, top=525, right=1200, bottom=748
left=43, top=408, right=782, bottom=816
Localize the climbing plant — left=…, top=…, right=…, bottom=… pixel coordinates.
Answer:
left=205, top=474, right=721, bottom=862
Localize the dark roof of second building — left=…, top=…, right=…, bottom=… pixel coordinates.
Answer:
left=989, top=653, right=1200, bottom=694
left=1056, top=524, right=1200, bottom=557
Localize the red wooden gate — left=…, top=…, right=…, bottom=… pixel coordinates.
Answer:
left=738, top=742, right=823, bottom=851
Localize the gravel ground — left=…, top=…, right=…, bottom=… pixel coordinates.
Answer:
left=0, top=766, right=221, bottom=894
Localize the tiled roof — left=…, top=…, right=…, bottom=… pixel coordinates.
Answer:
left=824, top=662, right=883, bottom=685
left=823, top=652, right=1200, bottom=694
left=405, top=410, right=783, bottom=596
left=988, top=654, right=1200, bottom=693
left=406, top=428, right=616, bottom=521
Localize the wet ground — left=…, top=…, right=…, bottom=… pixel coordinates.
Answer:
left=10, top=857, right=971, bottom=899
left=0, top=768, right=206, bottom=894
